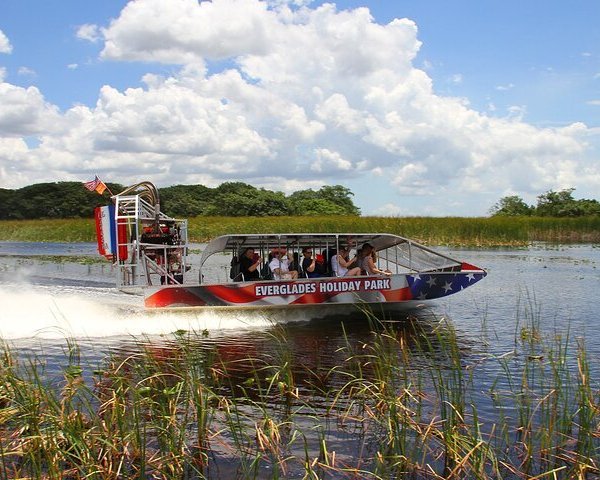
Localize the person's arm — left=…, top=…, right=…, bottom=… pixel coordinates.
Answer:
left=338, top=255, right=355, bottom=268
left=367, top=256, right=391, bottom=276
left=305, top=258, right=316, bottom=272
left=248, top=256, right=261, bottom=272
left=269, top=260, right=282, bottom=276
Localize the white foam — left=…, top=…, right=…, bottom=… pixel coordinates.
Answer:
left=0, top=285, right=275, bottom=340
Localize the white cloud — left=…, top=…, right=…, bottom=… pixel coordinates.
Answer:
left=310, top=148, right=353, bottom=173
left=17, top=66, right=36, bottom=77
left=495, top=83, right=515, bottom=91
left=448, top=73, right=463, bottom=84
left=0, top=137, right=31, bottom=187
left=0, top=80, right=62, bottom=137
left=266, top=0, right=313, bottom=6
left=0, top=0, right=598, bottom=214
left=76, top=24, right=101, bottom=43
left=101, top=0, right=280, bottom=63
left=0, top=30, right=12, bottom=54
left=372, top=202, right=405, bottom=216
left=587, top=100, right=600, bottom=106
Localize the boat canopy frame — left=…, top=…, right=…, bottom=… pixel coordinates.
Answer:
left=198, top=233, right=462, bottom=284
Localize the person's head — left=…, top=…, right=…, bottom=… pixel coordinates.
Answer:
left=243, top=248, right=255, bottom=259
left=302, top=247, right=313, bottom=257
left=361, top=243, right=373, bottom=255
left=339, top=245, right=349, bottom=254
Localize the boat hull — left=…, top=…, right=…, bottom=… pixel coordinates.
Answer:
left=144, top=270, right=486, bottom=309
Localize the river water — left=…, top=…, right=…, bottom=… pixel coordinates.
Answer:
left=0, top=241, right=598, bottom=476
left=1, top=242, right=598, bottom=347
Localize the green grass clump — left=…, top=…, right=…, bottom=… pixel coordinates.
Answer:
left=2, top=215, right=600, bottom=246
left=0, top=307, right=598, bottom=479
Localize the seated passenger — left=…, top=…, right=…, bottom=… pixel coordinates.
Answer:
left=289, top=252, right=300, bottom=273
left=357, top=243, right=392, bottom=276
left=332, top=245, right=361, bottom=277
left=301, top=247, right=323, bottom=278
left=239, top=247, right=261, bottom=281
left=269, top=249, right=299, bottom=280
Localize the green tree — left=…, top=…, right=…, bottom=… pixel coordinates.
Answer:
left=160, top=184, right=213, bottom=217
left=0, top=180, right=362, bottom=219
left=535, top=188, right=581, bottom=217
left=489, top=195, right=533, bottom=216
left=208, top=187, right=290, bottom=216
left=1, top=182, right=123, bottom=220
left=0, top=188, right=15, bottom=219
left=317, top=185, right=360, bottom=215
left=575, top=198, right=600, bottom=216
left=288, top=185, right=360, bottom=215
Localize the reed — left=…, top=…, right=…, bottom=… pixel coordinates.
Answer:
left=0, top=307, right=598, bottom=478
left=1, top=215, right=600, bottom=246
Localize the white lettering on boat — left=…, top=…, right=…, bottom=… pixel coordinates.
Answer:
left=254, top=278, right=391, bottom=297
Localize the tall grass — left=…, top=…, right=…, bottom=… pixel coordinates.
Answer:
left=0, top=309, right=598, bottom=478
left=1, top=215, right=600, bottom=246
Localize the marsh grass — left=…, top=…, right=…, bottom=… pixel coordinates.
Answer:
left=0, top=309, right=598, bottom=479
left=1, top=215, right=600, bottom=246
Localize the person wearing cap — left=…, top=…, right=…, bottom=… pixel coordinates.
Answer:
left=269, top=249, right=298, bottom=280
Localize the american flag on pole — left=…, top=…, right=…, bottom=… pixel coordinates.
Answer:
left=83, top=175, right=108, bottom=195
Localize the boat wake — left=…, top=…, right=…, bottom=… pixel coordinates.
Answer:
left=0, top=284, right=285, bottom=340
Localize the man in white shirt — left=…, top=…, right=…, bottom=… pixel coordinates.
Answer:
left=268, top=250, right=299, bottom=280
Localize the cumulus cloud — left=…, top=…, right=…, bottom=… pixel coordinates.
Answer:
left=0, top=30, right=12, bottom=54
left=76, top=24, right=102, bottom=43
left=0, top=0, right=597, bottom=214
left=0, top=81, right=62, bottom=137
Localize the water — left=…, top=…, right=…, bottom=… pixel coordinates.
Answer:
left=1, top=241, right=599, bottom=477
left=1, top=242, right=599, bottom=394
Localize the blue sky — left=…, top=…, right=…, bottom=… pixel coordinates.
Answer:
left=1, top=0, right=599, bottom=215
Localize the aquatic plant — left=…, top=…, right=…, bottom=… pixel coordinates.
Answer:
left=0, top=306, right=598, bottom=479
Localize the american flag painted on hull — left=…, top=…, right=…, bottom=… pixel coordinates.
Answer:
left=406, top=271, right=486, bottom=300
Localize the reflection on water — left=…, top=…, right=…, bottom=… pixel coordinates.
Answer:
left=1, top=242, right=599, bottom=478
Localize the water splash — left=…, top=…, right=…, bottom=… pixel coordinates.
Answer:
left=0, top=285, right=279, bottom=340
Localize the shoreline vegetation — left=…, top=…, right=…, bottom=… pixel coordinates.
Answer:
left=0, top=310, right=598, bottom=478
left=0, top=215, right=599, bottom=247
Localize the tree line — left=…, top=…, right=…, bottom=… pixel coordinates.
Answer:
left=0, top=181, right=360, bottom=220
left=490, top=188, right=600, bottom=217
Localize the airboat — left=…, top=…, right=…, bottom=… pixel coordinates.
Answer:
left=94, top=182, right=486, bottom=309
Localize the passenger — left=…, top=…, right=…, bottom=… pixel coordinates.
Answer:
left=239, top=247, right=261, bottom=281
left=289, top=251, right=300, bottom=273
left=301, top=247, right=322, bottom=278
left=358, top=243, right=392, bottom=276
left=269, top=249, right=299, bottom=280
left=332, top=245, right=361, bottom=277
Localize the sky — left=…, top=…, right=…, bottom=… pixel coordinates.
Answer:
left=0, top=0, right=599, bottom=216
